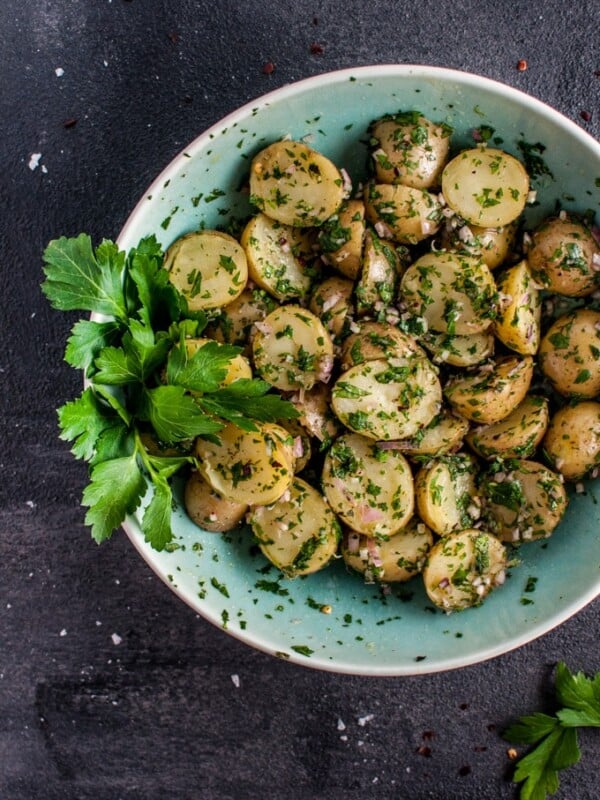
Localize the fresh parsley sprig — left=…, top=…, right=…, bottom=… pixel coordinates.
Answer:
left=42, top=233, right=297, bottom=550
left=504, top=662, right=600, bottom=800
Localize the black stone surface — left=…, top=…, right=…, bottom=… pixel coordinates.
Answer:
left=1, top=2, right=599, bottom=798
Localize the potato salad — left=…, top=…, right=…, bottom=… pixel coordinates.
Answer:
left=165, top=111, right=600, bottom=612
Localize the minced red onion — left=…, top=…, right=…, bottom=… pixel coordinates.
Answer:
left=366, top=538, right=383, bottom=567
left=253, top=320, right=272, bottom=335
left=316, top=354, right=334, bottom=383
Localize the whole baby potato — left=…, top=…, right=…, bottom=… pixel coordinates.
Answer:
left=527, top=215, right=600, bottom=297
left=184, top=471, right=248, bottom=532
left=538, top=309, right=600, bottom=398
left=542, top=402, right=600, bottom=481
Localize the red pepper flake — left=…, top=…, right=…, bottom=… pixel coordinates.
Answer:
left=459, top=702, right=469, bottom=710
left=422, top=730, right=435, bottom=741
left=310, top=42, right=324, bottom=55
left=416, top=745, right=432, bottom=757
left=166, top=31, right=179, bottom=44
left=262, top=61, right=275, bottom=75
left=580, top=110, right=592, bottom=122
left=517, top=59, right=528, bottom=72
left=487, top=723, right=496, bottom=732
left=473, top=745, right=487, bottom=752
left=312, top=16, right=318, bottom=24
left=183, top=95, right=193, bottom=105
left=458, top=765, right=472, bottom=777
left=63, top=118, right=78, bottom=128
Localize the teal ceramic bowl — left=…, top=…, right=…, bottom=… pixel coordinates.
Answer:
left=118, top=65, right=600, bottom=675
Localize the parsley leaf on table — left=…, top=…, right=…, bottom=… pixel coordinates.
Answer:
left=42, top=233, right=299, bottom=550
left=504, top=662, right=600, bottom=800
left=555, top=662, right=600, bottom=728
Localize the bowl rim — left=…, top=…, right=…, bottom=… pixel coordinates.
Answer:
left=116, top=64, right=600, bottom=676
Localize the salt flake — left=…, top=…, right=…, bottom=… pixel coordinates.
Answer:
left=111, top=633, right=122, bottom=645
left=231, top=674, right=240, bottom=688
left=59, top=628, right=67, bottom=637
left=337, top=718, right=346, bottom=731
left=358, top=713, right=375, bottom=727
left=28, top=153, right=42, bottom=171
left=55, top=67, right=64, bottom=77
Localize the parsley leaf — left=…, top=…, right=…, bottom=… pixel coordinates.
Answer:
left=82, top=453, right=147, bottom=543
left=64, top=320, right=122, bottom=372
left=511, top=727, right=579, bottom=800
left=42, top=235, right=128, bottom=322
left=144, top=385, right=223, bottom=443
left=167, top=339, right=242, bottom=393
left=57, top=388, right=121, bottom=461
left=199, top=380, right=299, bottom=426
left=42, top=233, right=299, bottom=549
left=140, top=478, right=174, bottom=551
left=555, top=662, right=600, bottom=727
left=505, top=663, right=600, bottom=799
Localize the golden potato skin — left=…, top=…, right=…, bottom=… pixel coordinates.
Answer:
left=444, top=356, right=534, bottom=424
left=543, top=402, right=600, bottom=481
left=184, top=471, right=248, bottom=532
left=539, top=309, right=600, bottom=398
left=527, top=216, right=600, bottom=297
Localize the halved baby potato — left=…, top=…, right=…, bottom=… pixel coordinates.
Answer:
left=276, top=417, right=312, bottom=473
left=184, top=470, right=248, bottom=532
left=415, top=453, right=481, bottom=536
left=241, top=213, right=317, bottom=302
left=444, top=355, right=534, bottom=424
left=441, top=147, right=529, bottom=227
left=164, top=230, right=248, bottom=311
left=480, top=459, right=568, bottom=543
left=538, top=308, right=600, bottom=398
left=439, top=219, right=517, bottom=270
left=322, top=432, right=415, bottom=538
left=288, top=382, right=342, bottom=447
left=494, top=260, right=541, bottom=355
left=355, top=229, right=403, bottom=316
left=399, top=251, right=497, bottom=335
left=194, top=421, right=294, bottom=506
left=208, top=287, right=277, bottom=348
left=331, top=356, right=442, bottom=440
left=319, top=199, right=366, bottom=280
left=466, top=396, right=549, bottom=460
left=423, top=529, right=507, bottom=611
left=252, top=305, right=334, bottom=391
left=249, top=140, right=345, bottom=227
left=420, top=330, right=495, bottom=367
left=248, top=476, right=341, bottom=578
left=365, top=182, right=443, bottom=244
left=387, top=408, right=469, bottom=459
left=370, top=112, right=451, bottom=189
left=309, top=275, right=354, bottom=339
left=342, top=518, right=433, bottom=583
left=340, top=320, right=424, bottom=371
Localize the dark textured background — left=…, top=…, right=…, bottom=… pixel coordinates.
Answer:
left=2, top=2, right=599, bottom=798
